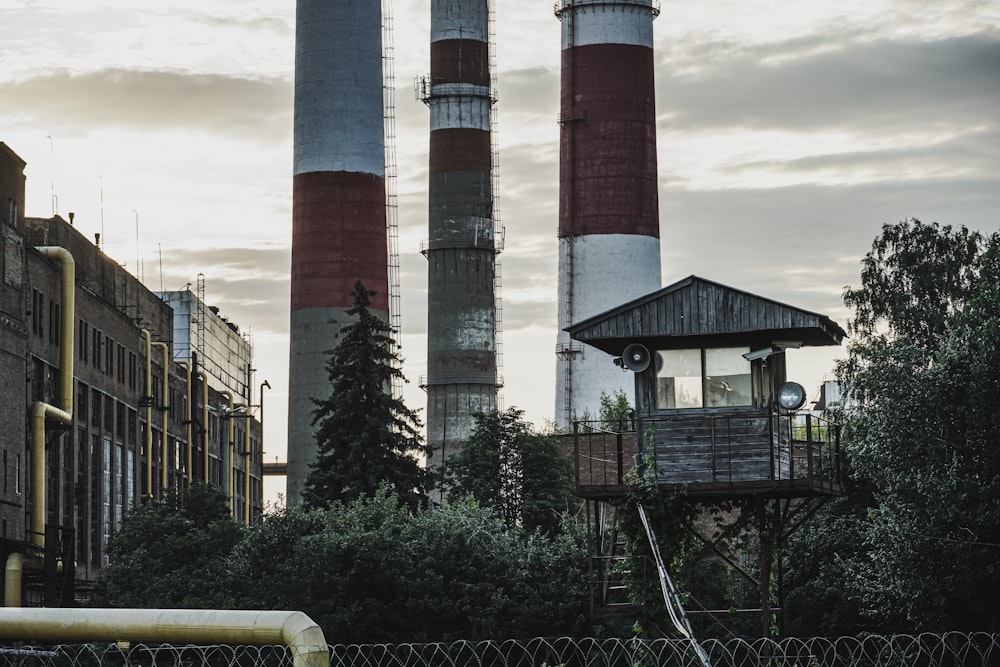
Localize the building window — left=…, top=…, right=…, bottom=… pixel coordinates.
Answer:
left=105, top=337, right=113, bottom=375
left=128, top=353, right=137, bottom=390
left=14, top=453, right=20, bottom=495
left=31, top=289, right=43, bottom=337
left=93, top=330, right=102, bottom=369
left=79, top=320, right=89, bottom=362
left=128, top=409, right=137, bottom=446
left=104, top=394, right=113, bottom=433
left=655, top=347, right=752, bottom=410
left=48, top=299, right=60, bottom=345
left=90, top=434, right=101, bottom=568
left=117, top=345, right=126, bottom=384
left=91, top=389, right=101, bottom=428
left=77, top=382, right=88, bottom=423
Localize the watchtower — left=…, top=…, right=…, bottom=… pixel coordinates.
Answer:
left=566, top=275, right=846, bottom=636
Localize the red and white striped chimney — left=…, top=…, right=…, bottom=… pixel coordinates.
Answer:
left=554, top=0, right=662, bottom=429
left=422, top=0, right=499, bottom=487
left=287, top=0, right=388, bottom=502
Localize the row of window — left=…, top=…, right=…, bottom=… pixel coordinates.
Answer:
left=30, top=288, right=60, bottom=344
left=78, top=320, right=139, bottom=388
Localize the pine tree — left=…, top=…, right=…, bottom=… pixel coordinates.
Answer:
left=302, top=280, right=430, bottom=510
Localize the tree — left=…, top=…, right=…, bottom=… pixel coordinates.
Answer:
left=228, top=490, right=590, bottom=643
left=787, top=219, right=1000, bottom=632
left=92, top=482, right=243, bottom=608
left=842, top=218, right=983, bottom=345
left=303, top=280, right=430, bottom=511
left=446, top=407, right=577, bottom=535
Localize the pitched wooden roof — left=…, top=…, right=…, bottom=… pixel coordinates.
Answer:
left=566, top=275, right=846, bottom=355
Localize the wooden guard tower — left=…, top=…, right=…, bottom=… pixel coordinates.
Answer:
left=565, top=275, right=847, bottom=636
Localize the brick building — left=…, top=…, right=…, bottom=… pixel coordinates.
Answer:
left=0, top=142, right=263, bottom=605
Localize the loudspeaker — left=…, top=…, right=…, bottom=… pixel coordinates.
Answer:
left=622, top=343, right=651, bottom=373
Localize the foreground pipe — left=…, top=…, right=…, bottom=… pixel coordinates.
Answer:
left=0, top=608, right=329, bottom=667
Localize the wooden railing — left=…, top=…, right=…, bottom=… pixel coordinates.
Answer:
left=572, top=412, right=841, bottom=498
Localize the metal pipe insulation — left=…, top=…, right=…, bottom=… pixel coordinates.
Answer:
left=3, top=552, right=25, bottom=607
left=0, top=608, right=329, bottom=667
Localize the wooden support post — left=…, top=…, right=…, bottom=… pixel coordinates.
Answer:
left=758, top=498, right=772, bottom=639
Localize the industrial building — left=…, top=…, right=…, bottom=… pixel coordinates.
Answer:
left=421, top=0, right=502, bottom=488
left=0, top=142, right=263, bottom=606
left=554, top=0, right=664, bottom=429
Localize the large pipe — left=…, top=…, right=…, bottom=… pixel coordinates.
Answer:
left=9, top=246, right=75, bottom=606
left=177, top=360, right=193, bottom=483
left=0, top=608, right=329, bottom=667
left=29, top=247, right=75, bottom=544
left=153, top=341, right=170, bottom=494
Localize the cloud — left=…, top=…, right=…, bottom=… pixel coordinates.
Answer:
left=657, top=32, right=1000, bottom=134
left=1, top=68, right=291, bottom=139
left=659, top=175, right=1000, bottom=327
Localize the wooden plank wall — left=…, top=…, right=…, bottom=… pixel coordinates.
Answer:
left=645, top=414, right=792, bottom=485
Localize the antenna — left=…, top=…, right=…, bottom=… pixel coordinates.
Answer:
left=46, top=135, right=57, bottom=216
left=133, top=209, right=142, bottom=283
left=100, top=174, right=105, bottom=249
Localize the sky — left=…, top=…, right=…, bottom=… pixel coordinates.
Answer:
left=3, top=0, right=998, bottom=503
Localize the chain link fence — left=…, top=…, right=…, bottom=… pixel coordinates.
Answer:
left=3, top=633, right=997, bottom=667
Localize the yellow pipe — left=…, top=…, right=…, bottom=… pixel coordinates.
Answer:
left=3, top=553, right=24, bottom=608
left=30, top=247, right=75, bottom=545
left=243, top=406, right=251, bottom=525
left=0, top=608, right=329, bottom=667
left=177, top=361, right=193, bottom=483
left=153, top=341, right=169, bottom=494
left=141, top=329, right=153, bottom=499
left=11, top=246, right=75, bottom=606
left=199, top=372, right=209, bottom=483
left=221, top=391, right=234, bottom=514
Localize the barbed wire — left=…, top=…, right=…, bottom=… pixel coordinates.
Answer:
left=2, top=633, right=997, bottom=667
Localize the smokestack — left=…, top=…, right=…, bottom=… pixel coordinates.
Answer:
left=554, top=0, right=662, bottom=429
left=422, top=0, right=499, bottom=490
left=287, top=0, right=389, bottom=502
